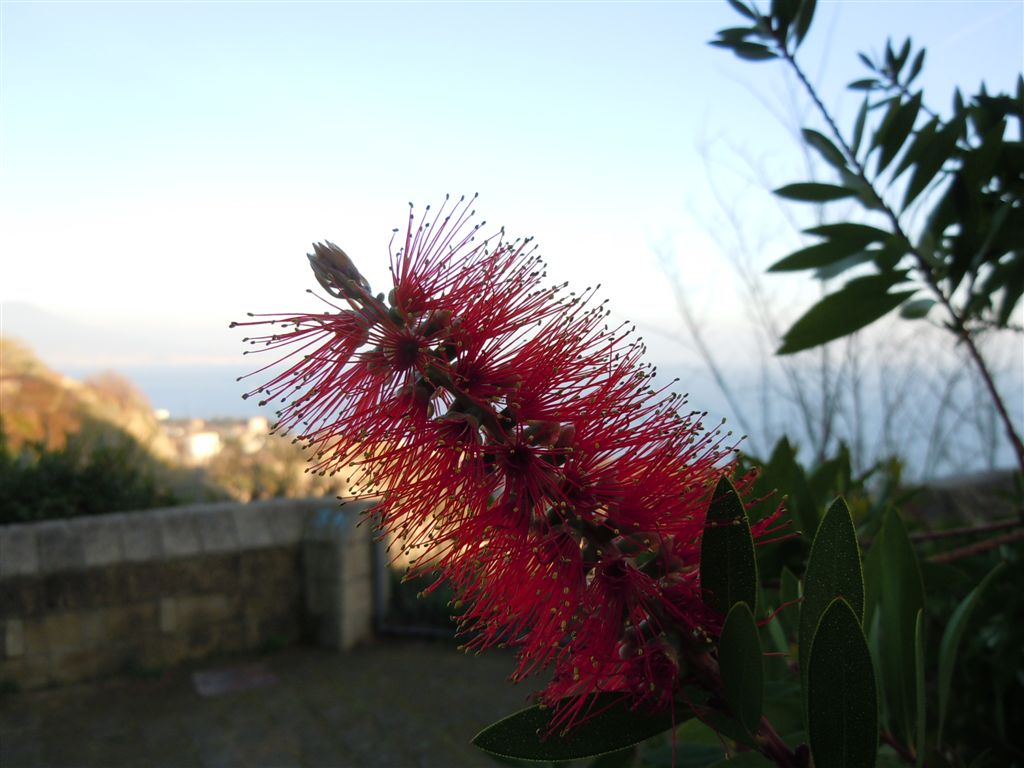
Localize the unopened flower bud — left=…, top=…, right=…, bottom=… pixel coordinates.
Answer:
left=308, top=241, right=372, bottom=299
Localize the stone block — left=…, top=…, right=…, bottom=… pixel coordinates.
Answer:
left=268, top=504, right=310, bottom=545
left=122, top=517, right=163, bottom=562
left=79, top=611, right=106, bottom=646
left=125, top=561, right=165, bottom=601
left=175, top=593, right=237, bottom=629
left=0, top=650, right=50, bottom=689
left=159, top=597, right=177, bottom=634
left=42, top=567, right=125, bottom=612
left=195, top=511, right=240, bottom=554
left=78, top=516, right=125, bottom=567
left=41, top=611, right=83, bottom=652
left=232, top=506, right=275, bottom=550
left=49, top=645, right=100, bottom=685
left=20, top=618, right=49, bottom=656
left=3, top=619, right=24, bottom=657
left=0, top=524, right=39, bottom=578
left=0, top=577, right=45, bottom=618
left=104, top=602, right=158, bottom=640
left=35, top=521, right=84, bottom=574
left=242, top=547, right=299, bottom=588
left=157, top=510, right=202, bottom=559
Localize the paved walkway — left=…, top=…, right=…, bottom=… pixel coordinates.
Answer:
left=0, top=639, right=544, bottom=768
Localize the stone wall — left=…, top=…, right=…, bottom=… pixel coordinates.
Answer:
left=0, top=498, right=376, bottom=691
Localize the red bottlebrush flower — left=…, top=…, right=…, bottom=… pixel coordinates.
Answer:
left=235, top=195, right=774, bottom=737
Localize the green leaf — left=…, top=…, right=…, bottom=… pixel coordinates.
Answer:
left=814, top=252, right=876, bottom=281
left=715, top=26, right=758, bottom=42
left=906, top=49, right=926, bottom=85
left=771, top=0, right=798, bottom=36
left=769, top=240, right=868, bottom=272
left=591, top=745, right=637, bottom=768
left=799, top=498, right=865, bottom=707
left=893, top=38, right=911, bottom=79
left=775, top=182, right=858, bottom=202
left=731, top=41, right=779, bottom=61
left=851, top=97, right=870, bottom=156
left=890, top=116, right=939, bottom=183
left=804, top=223, right=892, bottom=245
left=720, top=602, right=765, bottom=737
left=472, top=694, right=681, bottom=762
left=803, top=128, right=848, bottom=170
left=903, top=114, right=961, bottom=209
left=878, top=509, right=926, bottom=747
left=898, top=297, right=935, bottom=319
left=914, top=610, right=925, bottom=768
left=936, top=562, right=1006, bottom=746
left=709, top=753, right=775, bottom=767
left=807, top=598, right=879, bottom=768
left=778, top=275, right=915, bottom=354
left=792, top=0, right=816, bottom=46
left=849, top=78, right=879, bottom=91
left=726, top=0, right=757, bottom=20
left=763, top=436, right=818, bottom=537
left=701, top=476, right=758, bottom=615
left=877, top=92, right=922, bottom=174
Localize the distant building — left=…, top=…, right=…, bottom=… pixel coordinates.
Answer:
left=186, top=431, right=222, bottom=464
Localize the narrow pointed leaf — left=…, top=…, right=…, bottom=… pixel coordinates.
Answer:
left=937, top=562, right=1005, bottom=746
left=710, top=753, right=775, bottom=767
left=899, top=297, right=935, bottom=319
left=793, top=0, right=817, bottom=45
left=778, top=275, right=915, bottom=354
left=803, top=128, right=848, bottom=170
left=720, top=602, right=765, bottom=736
left=472, top=694, right=683, bottom=762
left=906, top=49, right=925, bottom=85
left=852, top=97, right=870, bottom=156
left=903, top=116, right=961, bottom=208
left=877, top=92, right=922, bottom=174
left=799, top=498, right=865, bottom=706
left=701, top=476, right=758, bottom=615
left=849, top=78, right=879, bottom=91
left=592, top=746, right=638, bottom=768
left=807, top=598, right=879, bottom=768
left=731, top=41, right=778, bottom=61
left=775, top=182, right=858, bottom=202
left=814, top=251, right=876, bottom=281
left=726, top=0, right=757, bottom=20
left=769, top=240, right=867, bottom=272
left=878, top=509, right=926, bottom=745
left=914, top=610, right=925, bottom=768
left=804, top=223, right=892, bottom=245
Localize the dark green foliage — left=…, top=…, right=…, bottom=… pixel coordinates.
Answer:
left=799, top=498, right=866, bottom=707
left=719, top=602, right=764, bottom=736
left=700, top=476, right=758, bottom=615
left=807, top=598, right=879, bottom=768
left=714, top=0, right=1024, bottom=353
left=0, top=419, right=178, bottom=524
left=777, top=274, right=916, bottom=353
left=472, top=693, right=684, bottom=762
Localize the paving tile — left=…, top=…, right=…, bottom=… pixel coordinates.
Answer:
left=0, top=640, right=543, bottom=768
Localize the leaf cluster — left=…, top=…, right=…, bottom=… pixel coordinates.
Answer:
left=713, top=0, right=1024, bottom=353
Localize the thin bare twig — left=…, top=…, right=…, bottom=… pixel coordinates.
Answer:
left=929, top=529, right=1024, bottom=564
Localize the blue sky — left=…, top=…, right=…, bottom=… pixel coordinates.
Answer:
left=2, top=0, right=1022, bottom=375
